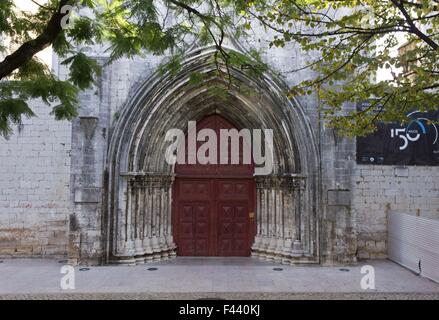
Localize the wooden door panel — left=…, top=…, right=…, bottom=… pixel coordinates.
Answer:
left=235, top=205, right=247, bottom=219
left=217, top=200, right=250, bottom=256
left=174, top=179, right=254, bottom=257
left=179, top=239, right=194, bottom=255
left=176, top=114, right=254, bottom=177
left=195, top=239, right=209, bottom=255
left=177, top=201, right=210, bottom=256
left=179, top=180, right=211, bottom=200
left=217, top=180, right=251, bottom=199
left=173, top=114, right=255, bottom=257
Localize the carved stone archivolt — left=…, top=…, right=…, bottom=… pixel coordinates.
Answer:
left=105, top=45, right=320, bottom=265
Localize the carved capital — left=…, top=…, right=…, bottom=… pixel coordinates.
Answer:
left=128, top=173, right=175, bottom=189
left=255, top=176, right=276, bottom=189
left=279, top=176, right=306, bottom=190
left=255, top=175, right=306, bottom=190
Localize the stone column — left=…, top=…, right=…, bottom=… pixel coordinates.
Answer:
left=289, top=177, right=307, bottom=256
left=114, top=173, right=176, bottom=264
left=251, top=175, right=306, bottom=263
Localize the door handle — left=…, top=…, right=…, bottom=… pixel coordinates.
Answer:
left=249, top=212, right=255, bottom=220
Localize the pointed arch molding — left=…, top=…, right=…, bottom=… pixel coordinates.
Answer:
left=104, top=46, right=321, bottom=265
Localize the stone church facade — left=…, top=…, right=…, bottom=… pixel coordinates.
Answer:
left=1, top=35, right=438, bottom=266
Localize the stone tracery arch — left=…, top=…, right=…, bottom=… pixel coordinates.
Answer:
left=104, top=46, right=321, bottom=264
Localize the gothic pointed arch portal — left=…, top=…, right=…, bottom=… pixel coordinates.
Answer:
left=104, top=46, right=321, bottom=265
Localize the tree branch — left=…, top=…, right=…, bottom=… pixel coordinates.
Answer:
left=391, top=0, right=439, bottom=50
left=0, top=0, right=74, bottom=80
left=313, top=35, right=374, bottom=85
left=30, top=0, right=51, bottom=11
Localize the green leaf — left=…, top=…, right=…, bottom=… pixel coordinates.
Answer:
left=62, top=53, right=101, bottom=90
left=0, top=99, right=35, bottom=137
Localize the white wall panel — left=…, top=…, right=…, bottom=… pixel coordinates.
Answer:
left=388, top=213, right=439, bottom=283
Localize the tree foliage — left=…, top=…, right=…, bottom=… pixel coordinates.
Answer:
left=1, top=0, right=438, bottom=137
left=0, top=0, right=255, bottom=136
left=242, top=0, right=439, bottom=135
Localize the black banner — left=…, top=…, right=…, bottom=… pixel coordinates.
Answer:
left=1, top=299, right=435, bottom=318
left=356, top=101, right=439, bottom=165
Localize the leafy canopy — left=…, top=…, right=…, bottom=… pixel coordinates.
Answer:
left=1, top=0, right=438, bottom=137
left=0, top=0, right=260, bottom=136
left=242, top=0, right=439, bottom=135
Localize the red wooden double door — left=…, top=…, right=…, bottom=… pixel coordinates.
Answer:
left=173, top=115, right=256, bottom=256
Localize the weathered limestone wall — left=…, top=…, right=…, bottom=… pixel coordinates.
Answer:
left=1, top=23, right=437, bottom=265
left=68, top=56, right=112, bottom=264
left=67, top=53, right=164, bottom=264
left=319, top=126, right=357, bottom=265
left=0, top=100, right=72, bottom=258
left=353, top=165, right=439, bottom=259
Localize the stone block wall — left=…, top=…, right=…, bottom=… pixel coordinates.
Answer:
left=0, top=100, right=72, bottom=258
left=353, top=165, right=439, bottom=259
left=319, top=125, right=358, bottom=265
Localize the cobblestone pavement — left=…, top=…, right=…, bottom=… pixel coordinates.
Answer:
left=1, top=292, right=439, bottom=300
left=0, top=258, right=438, bottom=300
